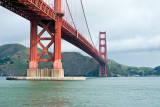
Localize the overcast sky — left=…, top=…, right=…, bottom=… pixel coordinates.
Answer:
left=1, top=0, right=160, bottom=67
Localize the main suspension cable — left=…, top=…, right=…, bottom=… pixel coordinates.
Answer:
left=66, top=0, right=76, bottom=29
left=80, top=0, right=96, bottom=48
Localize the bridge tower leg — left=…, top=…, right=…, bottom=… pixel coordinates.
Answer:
left=99, top=32, right=107, bottom=77
left=52, top=0, right=64, bottom=77
left=29, top=20, right=38, bottom=69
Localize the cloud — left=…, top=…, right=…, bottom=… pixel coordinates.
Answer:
left=108, top=35, right=160, bottom=52
left=109, top=50, right=160, bottom=67
left=0, top=7, right=30, bottom=45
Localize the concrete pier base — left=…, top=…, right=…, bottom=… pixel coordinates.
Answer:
left=6, top=77, right=86, bottom=81
left=52, top=69, right=64, bottom=77
left=10, top=69, right=86, bottom=81
left=27, top=69, right=64, bottom=77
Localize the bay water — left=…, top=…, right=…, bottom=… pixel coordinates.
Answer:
left=0, top=77, right=160, bottom=107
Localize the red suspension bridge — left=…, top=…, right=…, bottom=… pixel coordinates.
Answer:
left=0, top=0, right=108, bottom=77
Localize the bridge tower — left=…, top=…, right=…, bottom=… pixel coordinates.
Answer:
left=99, top=32, right=107, bottom=77
left=27, top=0, right=64, bottom=77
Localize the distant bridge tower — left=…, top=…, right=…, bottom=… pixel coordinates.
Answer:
left=99, top=32, right=107, bottom=77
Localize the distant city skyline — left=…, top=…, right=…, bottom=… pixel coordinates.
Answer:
left=1, top=0, right=160, bottom=67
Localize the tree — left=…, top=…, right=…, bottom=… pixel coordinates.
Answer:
left=3, top=57, right=10, bottom=62
left=128, top=67, right=139, bottom=76
left=10, top=61, right=14, bottom=64
left=154, top=66, right=160, bottom=75
left=110, top=66, right=122, bottom=75
left=139, top=67, right=156, bottom=76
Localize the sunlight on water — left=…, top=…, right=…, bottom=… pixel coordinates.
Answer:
left=0, top=77, right=160, bottom=107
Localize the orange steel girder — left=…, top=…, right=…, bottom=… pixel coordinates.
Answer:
left=29, top=20, right=54, bottom=69
left=37, top=21, right=54, bottom=62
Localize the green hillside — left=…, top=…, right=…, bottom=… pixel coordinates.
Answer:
left=0, top=47, right=99, bottom=76
left=0, top=44, right=160, bottom=76
left=0, top=44, right=26, bottom=58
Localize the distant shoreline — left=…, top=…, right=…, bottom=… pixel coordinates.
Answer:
left=1, top=76, right=160, bottom=78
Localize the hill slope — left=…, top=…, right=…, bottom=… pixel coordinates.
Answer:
left=0, top=48, right=99, bottom=76
left=0, top=44, right=26, bottom=59
left=0, top=44, right=160, bottom=76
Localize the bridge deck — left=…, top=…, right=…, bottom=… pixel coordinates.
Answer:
left=0, top=0, right=106, bottom=64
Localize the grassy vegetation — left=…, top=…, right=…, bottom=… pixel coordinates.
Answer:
left=108, top=60, right=158, bottom=77
left=0, top=44, right=26, bottom=59
left=0, top=44, right=160, bottom=76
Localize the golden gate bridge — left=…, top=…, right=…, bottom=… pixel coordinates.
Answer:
left=0, top=0, right=108, bottom=77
